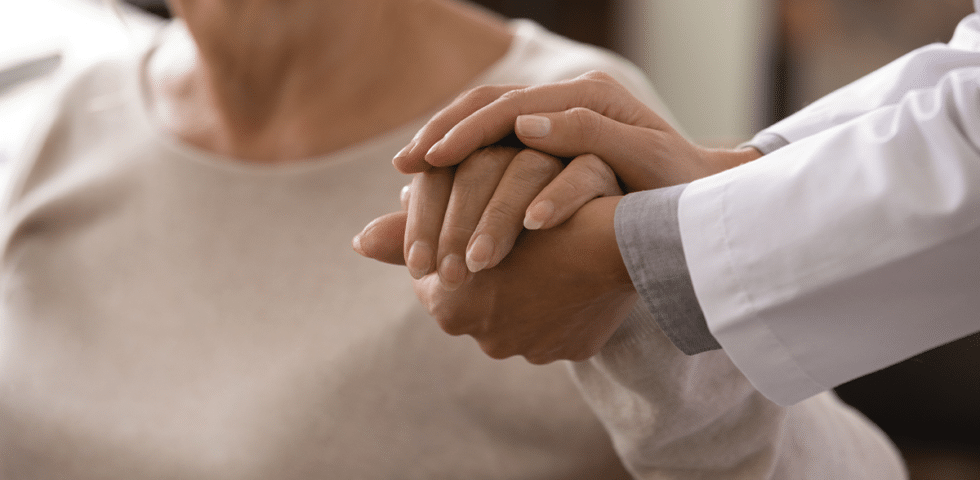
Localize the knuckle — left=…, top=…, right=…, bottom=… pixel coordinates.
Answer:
left=497, top=88, right=525, bottom=104
left=441, top=323, right=469, bottom=337
left=439, top=223, right=477, bottom=251
left=515, top=149, right=562, bottom=178
left=496, top=88, right=533, bottom=115
left=566, top=108, right=604, bottom=149
left=453, top=152, right=503, bottom=188
left=578, top=155, right=618, bottom=190
left=481, top=201, right=522, bottom=228
left=581, top=70, right=615, bottom=83
left=551, top=170, right=580, bottom=190
left=432, top=311, right=470, bottom=337
left=479, top=340, right=514, bottom=360
left=424, top=294, right=469, bottom=336
left=577, top=71, right=618, bottom=96
left=523, top=354, right=550, bottom=365
left=467, top=145, right=520, bottom=166
left=460, top=85, right=501, bottom=106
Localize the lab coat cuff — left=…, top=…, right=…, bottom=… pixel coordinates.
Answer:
left=678, top=170, right=830, bottom=406
left=615, top=186, right=721, bottom=355
left=738, top=132, right=790, bottom=155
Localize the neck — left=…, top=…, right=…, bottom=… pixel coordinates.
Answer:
left=159, top=0, right=511, bottom=163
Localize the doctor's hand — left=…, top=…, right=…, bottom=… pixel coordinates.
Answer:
left=355, top=195, right=638, bottom=364
left=392, top=70, right=761, bottom=191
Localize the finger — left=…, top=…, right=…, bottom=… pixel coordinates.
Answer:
left=513, top=108, right=695, bottom=190
left=423, top=71, right=666, bottom=169
left=465, top=149, right=563, bottom=273
left=404, top=168, right=453, bottom=279
left=392, top=84, right=527, bottom=174
left=523, top=153, right=622, bottom=230
left=352, top=211, right=408, bottom=265
left=435, top=147, right=518, bottom=291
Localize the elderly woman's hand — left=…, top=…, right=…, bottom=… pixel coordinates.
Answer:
left=402, top=147, right=624, bottom=287
left=354, top=144, right=623, bottom=283
left=352, top=142, right=635, bottom=363
left=353, top=71, right=762, bottom=362
left=355, top=195, right=637, bottom=364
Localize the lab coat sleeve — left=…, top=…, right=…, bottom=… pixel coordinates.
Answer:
left=750, top=14, right=980, bottom=148
left=570, top=306, right=907, bottom=479
left=680, top=62, right=980, bottom=406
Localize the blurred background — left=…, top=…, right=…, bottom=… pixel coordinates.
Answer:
left=3, top=0, right=979, bottom=477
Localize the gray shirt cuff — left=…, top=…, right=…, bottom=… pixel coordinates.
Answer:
left=614, top=185, right=721, bottom=355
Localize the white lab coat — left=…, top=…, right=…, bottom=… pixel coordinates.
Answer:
left=680, top=3, right=980, bottom=406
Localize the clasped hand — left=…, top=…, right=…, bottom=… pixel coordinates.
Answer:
left=354, top=71, right=759, bottom=363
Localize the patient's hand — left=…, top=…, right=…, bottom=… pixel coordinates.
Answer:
left=355, top=194, right=637, bottom=364
left=353, top=72, right=763, bottom=361
left=399, top=146, right=623, bottom=288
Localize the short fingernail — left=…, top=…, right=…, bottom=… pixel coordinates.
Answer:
left=426, top=138, right=446, bottom=159
left=407, top=241, right=434, bottom=279
left=439, top=254, right=468, bottom=291
left=524, top=201, right=555, bottom=230
left=393, top=139, right=417, bottom=163
left=353, top=229, right=376, bottom=252
left=400, top=185, right=411, bottom=205
left=466, top=234, right=495, bottom=272
left=351, top=234, right=364, bottom=255
left=516, top=115, right=551, bottom=138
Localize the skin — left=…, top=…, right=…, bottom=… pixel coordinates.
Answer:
left=355, top=193, right=635, bottom=363
left=159, top=0, right=637, bottom=361
left=355, top=72, right=762, bottom=363
left=395, top=73, right=760, bottom=280
left=159, top=0, right=512, bottom=162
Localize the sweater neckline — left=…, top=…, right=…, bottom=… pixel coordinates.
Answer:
left=130, top=19, right=540, bottom=177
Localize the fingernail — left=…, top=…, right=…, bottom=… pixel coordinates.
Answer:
left=438, top=254, right=468, bottom=291
left=426, top=138, right=446, bottom=159
left=466, top=234, right=495, bottom=272
left=524, top=201, right=555, bottom=230
left=400, top=185, right=411, bottom=205
left=393, top=139, right=417, bottom=163
left=516, top=115, right=551, bottom=138
left=351, top=233, right=365, bottom=255
left=407, top=241, right=434, bottom=279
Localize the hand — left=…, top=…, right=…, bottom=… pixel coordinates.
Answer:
left=355, top=195, right=638, bottom=364
left=389, top=72, right=761, bottom=284
left=399, top=146, right=622, bottom=288
left=392, top=71, right=761, bottom=190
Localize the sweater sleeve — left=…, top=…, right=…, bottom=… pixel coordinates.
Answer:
left=569, top=306, right=907, bottom=479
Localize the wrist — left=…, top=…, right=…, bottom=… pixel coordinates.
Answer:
left=577, top=196, right=634, bottom=289
left=698, top=146, right=763, bottom=174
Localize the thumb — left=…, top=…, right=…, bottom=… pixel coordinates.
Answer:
left=353, top=211, right=408, bottom=265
